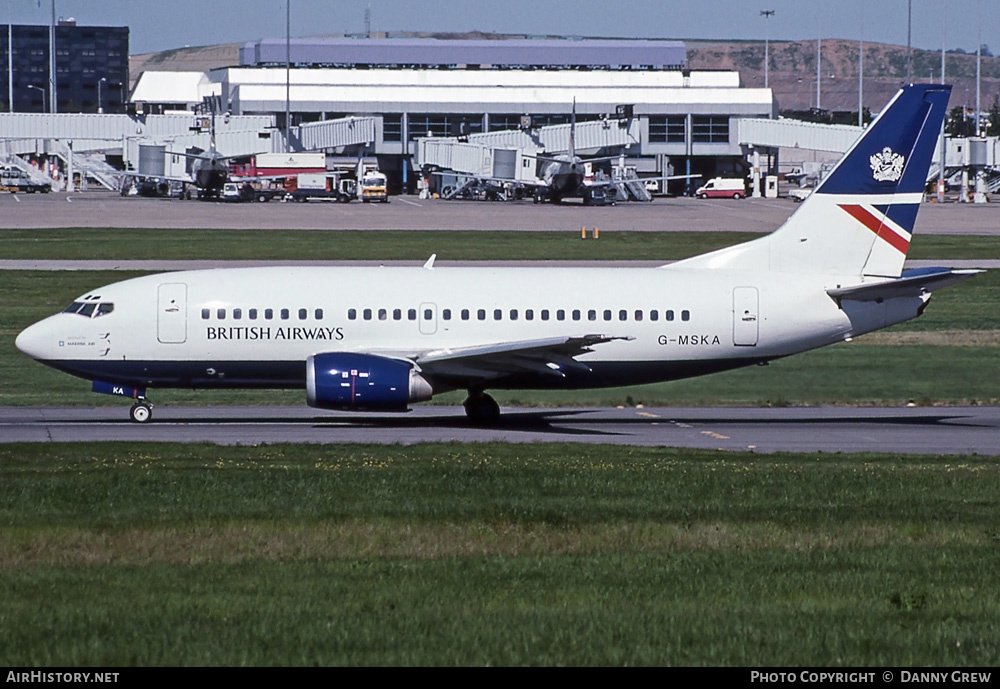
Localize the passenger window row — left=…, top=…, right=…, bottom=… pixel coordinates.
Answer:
left=202, top=307, right=324, bottom=321
left=346, top=308, right=691, bottom=322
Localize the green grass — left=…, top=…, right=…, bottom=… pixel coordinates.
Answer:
left=2, top=270, right=997, bottom=408
left=1, top=442, right=999, bottom=665
left=1, top=228, right=998, bottom=261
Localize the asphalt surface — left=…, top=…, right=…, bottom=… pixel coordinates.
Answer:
left=2, top=405, right=998, bottom=455
left=2, top=190, right=999, bottom=234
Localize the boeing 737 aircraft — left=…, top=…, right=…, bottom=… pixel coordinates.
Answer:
left=17, top=84, right=980, bottom=424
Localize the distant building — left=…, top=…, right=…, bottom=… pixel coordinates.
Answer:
left=130, top=37, right=775, bottom=191
left=0, top=20, right=128, bottom=113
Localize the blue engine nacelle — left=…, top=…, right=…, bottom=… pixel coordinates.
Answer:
left=306, top=352, right=433, bottom=411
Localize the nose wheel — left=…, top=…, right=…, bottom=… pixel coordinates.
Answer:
left=129, top=401, right=153, bottom=423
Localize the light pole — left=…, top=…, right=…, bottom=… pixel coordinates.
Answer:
left=760, top=10, right=774, bottom=89
left=98, top=77, right=106, bottom=113
left=27, top=84, right=45, bottom=113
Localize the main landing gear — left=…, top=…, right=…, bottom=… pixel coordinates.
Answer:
left=463, top=389, right=500, bottom=426
left=129, top=400, right=153, bottom=423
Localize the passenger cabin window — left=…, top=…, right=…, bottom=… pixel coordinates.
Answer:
left=682, top=310, right=690, bottom=321
left=233, top=308, right=242, bottom=320
left=494, top=309, right=502, bottom=321
left=315, top=309, right=323, bottom=320
left=249, top=309, right=258, bottom=320
left=477, top=309, right=486, bottom=321
left=408, top=309, right=417, bottom=321
left=217, top=308, right=226, bottom=320
left=265, top=309, right=274, bottom=320
left=280, top=309, right=289, bottom=320
left=201, top=308, right=210, bottom=320
left=378, top=308, right=387, bottom=321
left=461, top=309, right=470, bottom=321
left=442, top=309, right=451, bottom=321
left=666, top=310, right=675, bottom=321
left=363, top=309, right=372, bottom=321
left=393, top=309, right=402, bottom=321
left=298, top=308, right=307, bottom=320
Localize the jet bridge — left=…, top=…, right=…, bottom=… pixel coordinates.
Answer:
left=416, top=118, right=641, bottom=179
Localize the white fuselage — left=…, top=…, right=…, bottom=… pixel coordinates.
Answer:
left=16, top=264, right=897, bottom=396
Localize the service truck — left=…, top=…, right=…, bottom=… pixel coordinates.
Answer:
left=359, top=170, right=388, bottom=203
left=286, top=173, right=356, bottom=203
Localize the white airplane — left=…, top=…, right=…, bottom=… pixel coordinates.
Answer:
left=17, top=84, right=980, bottom=424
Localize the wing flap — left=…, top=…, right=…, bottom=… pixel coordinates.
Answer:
left=412, top=334, right=632, bottom=383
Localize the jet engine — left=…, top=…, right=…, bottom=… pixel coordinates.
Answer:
left=306, top=352, right=433, bottom=411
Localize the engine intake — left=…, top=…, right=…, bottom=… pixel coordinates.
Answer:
left=306, top=352, right=433, bottom=411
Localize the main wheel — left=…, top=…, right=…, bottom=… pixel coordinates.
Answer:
left=463, top=391, right=500, bottom=426
left=733, top=192, right=743, bottom=199
left=129, top=402, right=152, bottom=423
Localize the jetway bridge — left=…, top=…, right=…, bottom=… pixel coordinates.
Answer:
left=0, top=113, right=378, bottom=190
left=737, top=117, right=999, bottom=199
left=416, top=118, right=647, bottom=200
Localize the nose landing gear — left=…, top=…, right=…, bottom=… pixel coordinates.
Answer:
left=129, top=400, right=153, bottom=423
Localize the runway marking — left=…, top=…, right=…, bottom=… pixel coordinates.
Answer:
left=701, top=430, right=730, bottom=440
left=636, top=411, right=660, bottom=418
left=397, top=198, right=423, bottom=207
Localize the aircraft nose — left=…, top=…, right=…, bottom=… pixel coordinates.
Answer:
left=16, top=318, right=56, bottom=361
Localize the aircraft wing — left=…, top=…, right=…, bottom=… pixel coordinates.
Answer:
left=827, top=267, right=983, bottom=302
left=583, top=173, right=700, bottom=189
left=397, top=334, right=632, bottom=382
left=117, top=169, right=193, bottom=184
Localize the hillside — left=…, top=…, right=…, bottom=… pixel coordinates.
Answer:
left=688, top=38, right=1000, bottom=113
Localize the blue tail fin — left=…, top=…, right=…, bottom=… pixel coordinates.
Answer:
left=675, top=84, right=952, bottom=277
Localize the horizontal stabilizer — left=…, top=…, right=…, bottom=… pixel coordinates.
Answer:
left=827, top=267, right=983, bottom=302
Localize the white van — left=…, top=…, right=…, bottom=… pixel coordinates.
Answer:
left=694, top=177, right=746, bottom=199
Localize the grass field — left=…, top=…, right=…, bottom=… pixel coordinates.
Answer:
left=2, top=228, right=999, bottom=261
left=2, top=442, right=998, bottom=666
left=1, top=229, right=997, bottom=667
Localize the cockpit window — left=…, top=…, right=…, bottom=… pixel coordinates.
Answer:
left=64, top=301, right=114, bottom=318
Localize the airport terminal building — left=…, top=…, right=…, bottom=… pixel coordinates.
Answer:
left=130, top=37, right=776, bottom=192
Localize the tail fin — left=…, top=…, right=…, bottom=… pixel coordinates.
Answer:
left=675, top=84, right=951, bottom=277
